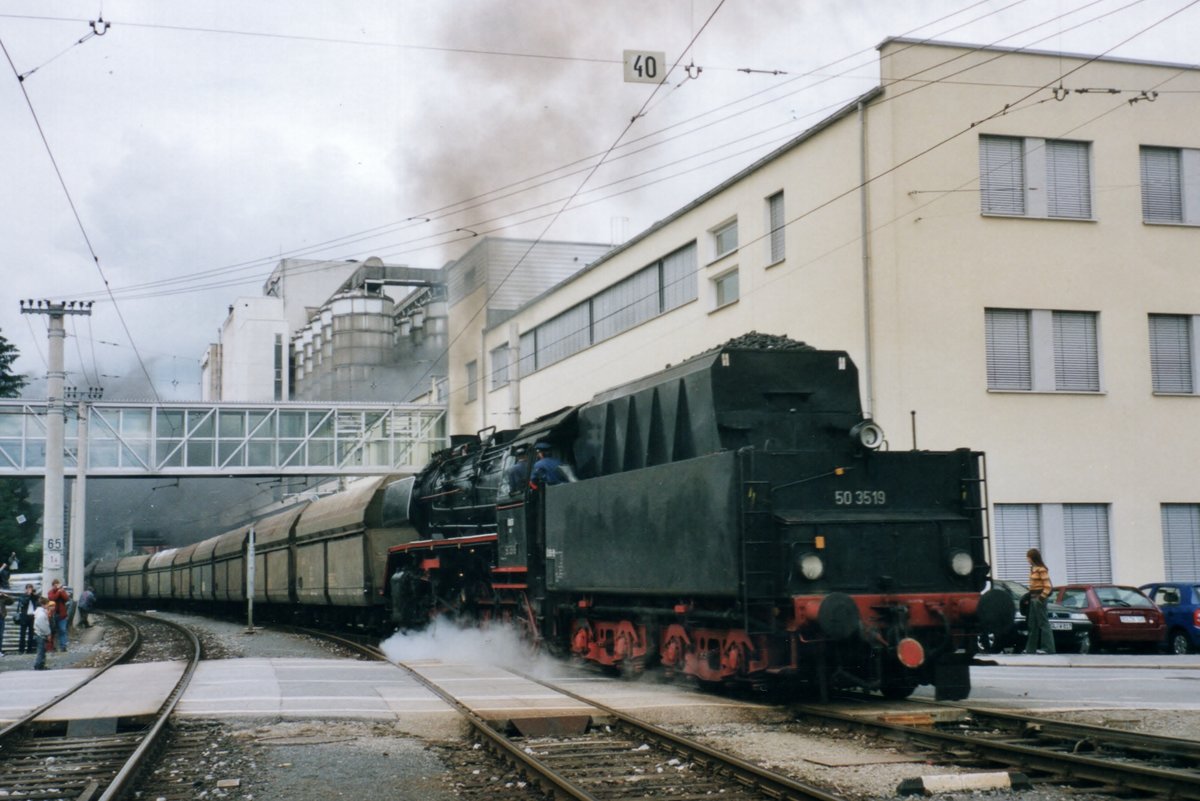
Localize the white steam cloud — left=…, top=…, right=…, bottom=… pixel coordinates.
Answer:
left=380, top=619, right=566, bottom=678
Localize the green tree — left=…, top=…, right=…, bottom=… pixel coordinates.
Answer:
left=0, top=327, right=26, bottom=398
left=0, top=327, right=36, bottom=572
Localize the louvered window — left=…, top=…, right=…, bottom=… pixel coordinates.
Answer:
left=1163, top=504, right=1200, bottom=582
left=980, top=135, right=1025, bottom=215
left=537, top=303, right=591, bottom=369
left=518, top=331, right=536, bottom=378
left=980, top=135, right=1092, bottom=219
left=662, top=242, right=698, bottom=311
left=767, top=192, right=786, bottom=263
left=1064, top=504, right=1111, bottom=583
left=1046, top=140, right=1092, bottom=219
left=986, top=309, right=1031, bottom=390
left=1149, top=314, right=1194, bottom=393
left=1141, top=147, right=1183, bottom=222
left=994, top=504, right=1041, bottom=581
left=1053, top=311, right=1099, bottom=391
left=593, top=266, right=658, bottom=342
left=489, top=344, right=510, bottom=390
left=465, top=360, right=478, bottom=403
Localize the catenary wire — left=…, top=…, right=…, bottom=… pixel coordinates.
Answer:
left=59, top=0, right=1035, bottom=300
left=76, top=0, right=1159, bottom=304
left=0, top=34, right=163, bottom=404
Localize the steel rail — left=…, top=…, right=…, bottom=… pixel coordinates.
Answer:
left=511, top=668, right=846, bottom=801
left=287, top=626, right=847, bottom=801
left=945, top=703, right=1200, bottom=762
left=0, top=611, right=140, bottom=742
left=0, top=612, right=203, bottom=801
left=98, top=611, right=204, bottom=801
left=792, top=703, right=1200, bottom=800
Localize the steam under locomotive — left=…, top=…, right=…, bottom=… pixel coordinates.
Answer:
left=386, top=338, right=1013, bottom=700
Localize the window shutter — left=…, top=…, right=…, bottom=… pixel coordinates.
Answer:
left=994, top=504, right=1040, bottom=581
left=1141, top=147, right=1183, bottom=223
left=1046, top=140, right=1092, bottom=219
left=1162, top=504, right=1200, bottom=582
left=661, top=242, right=698, bottom=311
left=518, top=331, right=536, bottom=377
left=768, top=192, right=785, bottom=262
left=986, top=309, right=1031, bottom=390
left=1053, top=311, right=1099, bottom=391
left=1064, top=504, right=1111, bottom=583
left=489, top=345, right=510, bottom=390
left=980, top=136, right=1025, bottom=215
left=1149, top=314, right=1193, bottom=393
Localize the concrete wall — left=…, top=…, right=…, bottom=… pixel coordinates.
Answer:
left=215, top=296, right=289, bottom=402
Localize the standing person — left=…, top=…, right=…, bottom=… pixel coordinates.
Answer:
left=530, top=443, right=566, bottom=487
left=0, top=552, right=12, bottom=589
left=1025, top=547, right=1056, bottom=655
left=0, top=592, right=9, bottom=656
left=47, top=579, right=70, bottom=652
left=33, top=597, right=51, bottom=670
left=17, top=583, right=37, bottom=654
left=77, top=586, right=96, bottom=628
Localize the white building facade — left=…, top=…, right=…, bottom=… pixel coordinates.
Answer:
left=459, top=39, right=1200, bottom=586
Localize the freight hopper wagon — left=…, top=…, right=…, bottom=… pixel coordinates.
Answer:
left=387, top=343, right=1013, bottom=700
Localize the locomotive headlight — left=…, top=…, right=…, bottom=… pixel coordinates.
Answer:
left=949, top=550, right=974, bottom=577
left=798, top=552, right=824, bottom=581
left=849, top=420, right=884, bottom=450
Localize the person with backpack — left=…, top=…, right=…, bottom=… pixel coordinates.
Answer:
left=77, top=586, right=96, bottom=628
left=16, top=583, right=37, bottom=653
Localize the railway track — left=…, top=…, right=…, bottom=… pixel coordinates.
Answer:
left=293, top=626, right=848, bottom=801
left=793, top=699, right=1200, bottom=799
left=0, top=612, right=202, bottom=801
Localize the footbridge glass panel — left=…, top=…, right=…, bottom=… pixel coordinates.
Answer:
left=0, top=401, right=446, bottom=476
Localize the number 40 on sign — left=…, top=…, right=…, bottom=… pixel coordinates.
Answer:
left=623, top=50, right=666, bottom=84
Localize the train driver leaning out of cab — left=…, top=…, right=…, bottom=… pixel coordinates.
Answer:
left=530, top=442, right=567, bottom=487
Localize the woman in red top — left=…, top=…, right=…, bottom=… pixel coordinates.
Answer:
left=1025, top=548, right=1056, bottom=654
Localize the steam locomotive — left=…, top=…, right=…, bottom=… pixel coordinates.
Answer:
left=90, top=337, right=1012, bottom=700
left=387, top=338, right=1012, bottom=699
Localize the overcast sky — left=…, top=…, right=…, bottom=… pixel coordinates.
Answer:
left=2, top=0, right=1198, bottom=401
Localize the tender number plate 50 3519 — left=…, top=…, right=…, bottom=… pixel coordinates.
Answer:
left=1119, top=615, right=1147, bottom=623
left=834, top=490, right=887, bottom=506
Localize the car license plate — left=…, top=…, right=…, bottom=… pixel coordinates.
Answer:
left=1119, top=615, right=1146, bottom=623
left=1050, top=621, right=1072, bottom=630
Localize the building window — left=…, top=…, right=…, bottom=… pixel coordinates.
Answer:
left=712, top=268, right=739, bottom=309
left=516, top=242, right=697, bottom=377
left=489, top=344, right=510, bottom=390
left=273, top=334, right=284, bottom=401
left=465, top=360, right=478, bottom=403
left=980, top=135, right=1092, bottom=220
left=767, top=191, right=785, bottom=264
left=1063, top=504, right=1112, bottom=583
left=1162, top=504, right=1200, bottom=581
left=994, top=503, right=1041, bottom=580
left=1053, top=311, right=1100, bottom=392
left=712, top=219, right=738, bottom=260
left=1149, top=314, right=1195, bottom=394
left=985, top=308, right=1100, bottom=392
left=995, top=502, right=1112, bottom=584
left=1141, top=146, right=1200, bottom=224
left=985, top=309, right=1031, bottom=390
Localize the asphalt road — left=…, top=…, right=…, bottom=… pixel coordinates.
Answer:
left=914, top=654, right=1200, bottom=710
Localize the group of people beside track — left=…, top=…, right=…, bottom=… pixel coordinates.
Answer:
left=0, top=575, right=96, bottom=670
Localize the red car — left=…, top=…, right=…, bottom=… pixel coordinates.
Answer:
left=1052, top=584, right=1165, bottom=652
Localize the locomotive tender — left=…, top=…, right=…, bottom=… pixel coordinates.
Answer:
left=90, top=337, right=1012, bottom=700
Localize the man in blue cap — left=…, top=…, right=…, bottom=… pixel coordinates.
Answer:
left=530, top=442, right=566, bottom=487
